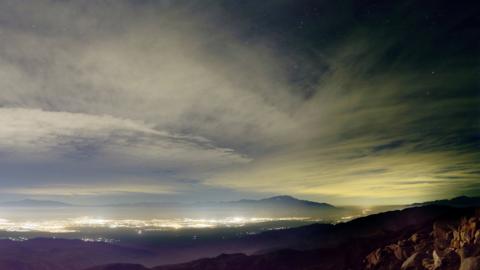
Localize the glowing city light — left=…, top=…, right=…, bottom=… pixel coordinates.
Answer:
left=0, top=216, right=310, bottom=233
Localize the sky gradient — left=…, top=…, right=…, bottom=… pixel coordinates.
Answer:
left=0, top=0, right=478, bottom=205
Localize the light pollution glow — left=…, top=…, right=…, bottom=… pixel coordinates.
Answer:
left=0, top=217, right=311, bottom=233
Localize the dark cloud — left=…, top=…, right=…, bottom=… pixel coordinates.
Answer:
left=371, top=140, right=406, bottom=153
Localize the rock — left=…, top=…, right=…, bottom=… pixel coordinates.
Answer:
left=433, top=221, right=455, bottom=253
left=457, top=247, right=467, bottom=259
left=457, top=246, right=474, bottom=259
left=410, top=232, right=429, bottom=243
left=453, top=217, right=480, bottom=249
left=388, top=243, right=410, bottom=261
left=401, top=252, right=428, bottom=270
left=422, top=257, right=434, bottom=269
left=437, top=249, right=460, bottom=269
left=363, top=212, right=480, bottom=270
left=459, top=256, right=480, bottom=270
left=410, top=233, right=420, bottom=243
left=432, top=250, right=441, bottom=268
left=365, top=247, right=403, bottom=270
left=364, top=248, right=381, bottom=268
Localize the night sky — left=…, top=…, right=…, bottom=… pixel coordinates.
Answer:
left=0, top=0, right=478, bottom=205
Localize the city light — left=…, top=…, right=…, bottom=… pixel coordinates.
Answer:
left=0, top=216, right=310, bottom=233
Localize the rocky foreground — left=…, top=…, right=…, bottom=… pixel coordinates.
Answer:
left=365, top=210, right=480, bottom=270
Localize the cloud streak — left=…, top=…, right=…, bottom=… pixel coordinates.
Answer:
left=0, top=0, right=477, bottom=205
left=0, top=107, right=248, bottom=165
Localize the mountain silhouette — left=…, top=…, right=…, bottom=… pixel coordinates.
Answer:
left=0, top=199, right=73, bottom=207
left=232, top=195, right=335, bottom=208
left=411, top=196, right=480, bottom=208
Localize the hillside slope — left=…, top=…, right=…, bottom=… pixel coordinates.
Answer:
left=88, top=206, right=480, bottom=270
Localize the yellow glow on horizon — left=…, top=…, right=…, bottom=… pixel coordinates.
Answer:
left=208, top=147, right=475, bottom=205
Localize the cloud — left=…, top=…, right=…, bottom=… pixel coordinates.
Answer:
left=0, top=0, right=302, bottom=153
left=0, top=107, right=248, bottom=166
left=0, top=0, right=477, bottom=204
left=3, top=182, right=176, bottom=196
left=205, top=22, right=480, bottom=205
left=0, top=0, right=295, bottom=197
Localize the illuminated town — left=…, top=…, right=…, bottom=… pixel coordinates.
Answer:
left=0, top=217, right=310, bottom=233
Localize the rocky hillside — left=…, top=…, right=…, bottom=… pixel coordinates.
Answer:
left=0, top=205, right=478, bottom=270
left=364, top=210, right=480, bottom=270
left=88, top=207, right=480, bottom=270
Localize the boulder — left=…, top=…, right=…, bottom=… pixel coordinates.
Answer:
left=401, top=252, right=428, bottom=270
left=459, top=256, right=480, bottom=270
left=437, top=249, right=460, bottom=270
left=365, top=247, right=403, bottom=270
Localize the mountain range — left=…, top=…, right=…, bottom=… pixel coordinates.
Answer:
left=5, top=195, right=480, bottom=209
left=0, top=199, right=73, bottom=207
left=0, top=195, right=333, bottom=208
left=1, top=196, right=480, bottom=269
left=0, top=196, right=339, bottom=219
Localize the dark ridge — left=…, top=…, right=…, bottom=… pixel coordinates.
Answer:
left=411, top=195, right=480, bottom=207
left=0, top=199, right=73, bottom=207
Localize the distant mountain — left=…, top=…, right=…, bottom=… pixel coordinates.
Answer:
left=193, top=195, right=338, bottom=218
left=99, top=202, right=183, bottom=208
left=102, top=196, right=335, bottom=209
left=230, top=195, right=335, bottom=209
left=0, top=199, right=73, bottom=207
left=92, top=196, right=339, bottom=219
left=411, top=195, right=480, bottom=208
left=0, top=196, right=335, bottom=212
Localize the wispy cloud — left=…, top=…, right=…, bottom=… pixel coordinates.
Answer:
left=0, top=0, right=477, bottom=204
left=0, top=107, right=249, bottom=165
